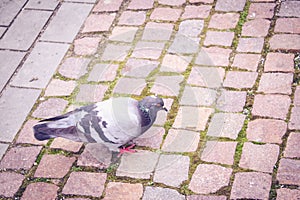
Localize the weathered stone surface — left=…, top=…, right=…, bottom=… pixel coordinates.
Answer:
left=76, top=84, right=108, bottom=102
left=77, top=143, right=112, bottom=169
left=32, top=98, right=68, bottom=119
left=289, top=107, right=300, bottom=130
left=201, top=141, right=237, bottom=165
left=158, top=0, right=185, bottom=6
left=178, top=20, right=204, bottom=38
left=258, top=73, right=293, bottom=94
left=181, top=86, right=217, bottom=106
left=173, top=107, right=213, bottom=131
left=204, top=31, right=234, bottom=47
left=207, top=113, right=246, bottom=139
left=59, top=57, right=90, bottom=79
left=151, top=75, right=184, bottom=96
left=119, top=11, right=146, bottom=26
left=88, top=63, right=119, bottom=82
left=278, top=1, right=300, bottom=17
left=44, top=79, right=76, bottom=96
left=277, top=158, right=300, bottom=185
left=0, top=143, right=9, bottom=160
left=122, top=59, right=158, bottom=78
left=0, top=172, right=24, bottom=197
left=101, top=43, right=131, bottom=61
left=231, top=172, right=272, bottom=199
left=150, top=7, right=182, bottom=21
left=93, top=0, right=123, bottom=12
left=215, top=0, right=246, bottom=11
left=161, top=54, right=192, bottom=73
left=242, top=19, right=270, bottom=37
left=22, top=182, right=59, bottom=200
left=223, top=71, right=258, bottom=89
left=142, top=22, right=173, bottom=41
left=132, top=41, right=165, bottom=59
left=133, top=126, right=165, bottom=149
left=0, top=0, right=27, bottom=26
left=284, top=132, right=300, bottom=158
left=276, top=188, right=300, bottom=200
left=11, top=42, right=69, bottom=88
left=264, top=53, right=294, bottom=72
left=0, top=146, right=42, bottom=170
left=196, top=47, right=231, bottom=66
left=189, top=164, right=232, bottom=194
left=239, top=142, right=279, bottom=173
left=169, top=34, right=199, bottom=54
left=209, top=13, right=240, bottom=29
left=270, top=34, right=300, bottom=50
left=62, top=172, right=107, bottom=197
left=187, top=195, right=227, bottom=200
left=232, top=53, right=261, bottom=71
left=187, top=67, right=225, bottom=88
left=142, top=187, right=185, bottom=200
left=16, top=120, right=47, bottom=145
left=41, top=3, right=93, bottom=42
left=0, top=10, right=51, bottom=50
left=216, top=90, right=247, bottom=112
left=162, top=129, right=200, bottom=152
left=25, top=0, right=59, bottom=10
left=50, top=138, right=82, bottom=153
left=252, top=94, right=290, bottom=119
left=103, top=182, right=143, bottom=200
left=294, top=86, right=300, bottom=106
left=74, top=37, right=101, bottom=56
left=128, top=0, right=154, bottom=10
left=0, top=87, right=41, bottom=142
left=116, top=151, right=159, bottom=179
left=237, top=38, right=264, bottom=53
left=246, top=119, right=287, bottom=144
left=34, top=154, right=76, bottom=178
left=82, top=13, right=115, bottom=32
left=248, top=3, right=276, bottom=19
left=275, top=18, right=300, bottom=34
left=154, top=154, right=190, bottom=187
left=109, top=26, right=138, bottom=43
left=113, top=78, right=146, bottom=95
left=182, top=5, right=211, bottom=19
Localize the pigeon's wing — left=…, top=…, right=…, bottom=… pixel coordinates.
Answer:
left=33, top=98, right=142, bottom=151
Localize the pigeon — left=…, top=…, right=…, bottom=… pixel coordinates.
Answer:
left=33, top=96, right=167, bottom=154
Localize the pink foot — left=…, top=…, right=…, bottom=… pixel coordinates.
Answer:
left=118, top=144, right=136, bottom=157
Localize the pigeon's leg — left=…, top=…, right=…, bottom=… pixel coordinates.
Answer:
left=118, top=143, right=136, bottom=157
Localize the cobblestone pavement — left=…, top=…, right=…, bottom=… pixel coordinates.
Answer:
left=0, top=0, right=299, bottom=199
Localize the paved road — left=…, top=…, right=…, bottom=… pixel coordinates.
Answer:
left=0, top=0, right=299, bottom=199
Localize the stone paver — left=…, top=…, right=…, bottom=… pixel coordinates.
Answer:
left=264, top=53, right=294, bottom=72
left=242, top=19, right=271, bottom=37
left=189, top=164, right=232, bottom=194
left=113, top=78, right=146, bottom=95
left=122, top=59, right=158, bottom=78
left=278, top=1, right=300, bottom=17
left=25, top=0, right=59, bottom=10
left=246, top=119, right=287, bottom=144
left=83, top=13, right=115, bottom=32
left=62, top=172, right=107, bottom=197
left=16, top=119, right=47, bottom=145
left=0, top=0, right=27, bottom=26
left=258, top=73, right=293, bottom=95
left=151, top=75, right=184, bottom=96
left=133, top=41, right=165, bottom=59
left=142, top=22, right=173, bottom=41
left=76, top=84, right=108, bottom=102
left=58, top=57, right=90, bottom=79
left=88, top=64, right=119, bottom=82
left=150, top=8, right=182, bottom=21
left=270, top=34, right=300, bottom=50
left=276, top=188, right=300, bottom=200
left=161, top=54, right=192, bottom=73
left=128, top=0, right=154, bottom=10
left=22, top=182, right=59, bottom=200
left=50, top=137, right=82, bottom=153
left=182, top=5, right=211, bottom=19
left=34, top=154, right=76, bottom=178
left=196, top=47, right=231, bottom=66
left=216, top=90, right=247, bottom=112
left=142, top=187, right=185, bottom=200
left=103, top=182, right=143, bottom=200
left=248, top=3, right=276, bottom=19
left=284, top=132, right=300, bottom=158
left=288, top=106, right=300, bottom=130
left=133, top=126, right=165, bottom=149
left=0, top=143, right=9, bottom=160
left=204, top=31, right=234, bottom=47
left=237, top=38, right=264, bottom=53
left=277, top=158, right=300, bottom=185
left=169, top=35, right=199, bottom=54
left=0, top=146, right=42, bottom=170
left=215, top=0, right=246, bottom=11
left=187, top=67, right=225, bottom=88
left=232, top=53, right=261, bottom=71
left=74, top=37, right=102, bottom=56
left=102, top=43, right=131, bottom=61
left=44, top=79, right=76, bottom=96
left=231, top=172, right=272, bottom=199
left=93, top=0, right=123, bottom=12
left=109, top=26, right=138, bottom=43
left=154, top=154, right=190, bottom=187
left=239, top=142, right=279, bottom=173
left=187, top=195, right=227, bottom=200
left=119, top=11, right=146, bottom=26
left=181, top=86, right=217, bottom=106
left=209, top=13, right=240, bottom=29
left=275, top=18, right=300, bottom=34
left=178, top=20, right=204, bottom=38
left=32, top=98, right=68, bottom=119
left=223, top=71, right=258, bottom=89
left=252, top=94, right=291, bottom=119
left=0, top=172, right=24, bottom=197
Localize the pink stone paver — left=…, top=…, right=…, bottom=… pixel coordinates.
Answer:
left=22, top=182, right=59, bottom=200
left=216, top=90, right=247, bottom=112
left=93, top=0, right=123, bottom=12
left=76, top=84, right=108, bottom=102
left=74, top=37, right=101, bottom=56
left=252, top=94, right=290, bottom=119
left=239, top=142, right=279, bottom=173
left=223, top=71, right=258, bottom=89
left=237, top=37, right=264, bottom=53
left=133, top=126, right=164, bottom=149
left=88, top=64, right=119, bottom=82
left=59, top=57, right=90, bottom=79
left=119, top=11, right=146, bottom=26
left=294, top=86, right=300, bottom=106
left=158, top=0, right=185, bottom=6
left=182, top=5, right=212, bottom=19
left=82, top=13, right=115, bottom=32
left=109, top=26, right=138, bottom=42
left=201, top=141, right=237, bottom=165
left=289, top=107, right=300, bottom=130
left=215, top=0, right=246, bottom=12
left=204, top=31, right=234, bottom=47
left=270, top=34, right=300, bottom=50
left=0, top=146, right=42, bottom=170
left=103, top=182, right=143, bottom=200
left=0, top=172, right=24, bottom=197
left=142, top=22, right=173, bottom=41
left=284, top=132, right=300, bottom=158
left=258, top=73, right=293, bottom=95
left=187, top=195, right=227, bottom=200
left=161, top=54, right=191, bottom=73
left=34, top=154, right=76, bottom=178
left=275, top=18, right=300, bottom=34
left=264, top=53, right=294, bottom=72
left=62, top=172, right=107, bottom=197
left=231, top=172, right=272, bottom=199
left=197, top=47, right=232, bottom=66
left=248, top=3, right=276, bottom=19
left=277, top=158, right=300, bottom=185
left=189, top=164, right=232, bottom=194
left=241, top=19, right=271, bottom=37
left=32, top=98, right=68, bottom=119
left=50, top=137, right=82, bottom=153
left=276, top=188, right=300, bottom=200
left=246, top=119, right=287, bottom=144
left=143, top=187, right=185, bottom=200
left=16, top=119, right=47, bottom=145
left=187, top=67, right=225, bottom=88
left=209, top=13, right=240, bottom=29
left=44, top=79, right=76, bottom=96
left=150, top=7, right=182, bottom=21
left=232, top=53, right=261, bottom=71
left=127, top=0, right=154, bottom=10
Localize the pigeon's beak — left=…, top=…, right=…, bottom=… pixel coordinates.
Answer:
left=163, top=107, right=168, bottom=112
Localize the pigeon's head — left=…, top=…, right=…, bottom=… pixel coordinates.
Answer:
left=139, top=96, right=168, bottom=113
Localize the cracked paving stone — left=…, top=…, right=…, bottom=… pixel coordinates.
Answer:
left=22, top=182, right=59, bottom=200
left=231, top=172, right=272, bottom=199
left=162, top=129, right=200, bottom=152
left=62, top=172, right=107, bottom=197
left=0, top=172, right=24, bottom=197
left=153, top=154, right=190, bottom=187
left=142, top=187, right=185, bottom=200
left=189, top=164, right=232, bottom=194
left=116, top=150, right=159, bottom=179
left=0, top=146, right=42, bottom=170
left=207, top=113, right=246, bottom=139
left=103, top=182, right=143, bottom=200
left=284, top=132, right=300, bottom=158
left=277, top=158, right=300, bottom=185
left=32, top=98, right=68, bottom=119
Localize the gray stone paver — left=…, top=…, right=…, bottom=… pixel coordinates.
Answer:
left=0, top=0, right=299, bottom=199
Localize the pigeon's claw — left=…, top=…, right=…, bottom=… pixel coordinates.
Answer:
left=118, top=144, right=136, bottom=157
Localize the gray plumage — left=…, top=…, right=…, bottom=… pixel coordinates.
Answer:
left=33, top=96, right=167, bottom=151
